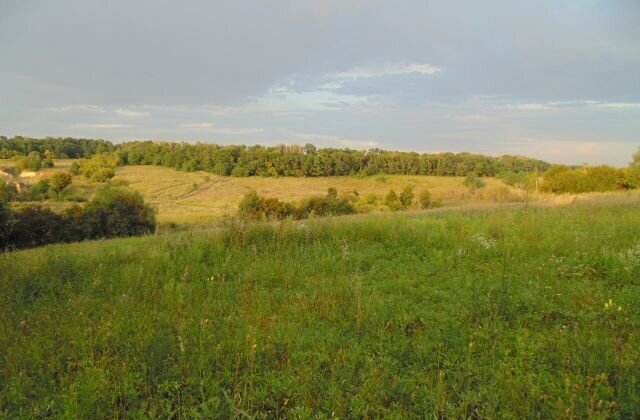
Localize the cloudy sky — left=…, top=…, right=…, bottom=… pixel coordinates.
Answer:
left=1, top=1, right=639, bottom=165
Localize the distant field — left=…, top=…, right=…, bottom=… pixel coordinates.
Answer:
left=113, top=165, right=526, bottom=224
left=4, top=160, right=640, bottom=227
left=1, top=202, right=639, bottom=417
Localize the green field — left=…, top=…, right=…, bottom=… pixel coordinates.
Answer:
left=2, top=200, right=639, bottom=418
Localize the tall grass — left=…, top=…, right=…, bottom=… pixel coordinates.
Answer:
left=1, top=203, right=639, bottom=418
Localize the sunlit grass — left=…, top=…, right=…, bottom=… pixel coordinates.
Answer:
left=1, top=202, right=639, bottom=417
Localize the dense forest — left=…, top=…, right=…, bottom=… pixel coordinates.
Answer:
left=1, top=136, right=550, bottom=177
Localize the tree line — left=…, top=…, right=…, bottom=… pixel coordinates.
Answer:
left=1, top=136, right=550, bottom=177
left=0, top=136, right=115, bottom=159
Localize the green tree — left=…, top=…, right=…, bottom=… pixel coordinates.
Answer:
left=48, top=172, right=72, bottom=197
left=83, top=185, right=156, bottom=238
left=399, top=185, right=414, bottom=208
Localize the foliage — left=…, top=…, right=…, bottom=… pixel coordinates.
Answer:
left=383, top=189, right=402, bottom=210
left=0, top=135, right=115, bottom=159
left=117, top=140, right=550, bottom=177
left=238, top=191, right=295, bottom=221
left=7, top=206, right=69, bottom=249
left=239, top=188, right=356, bottom=220
left=463, top=172, right=486, bottom=191
left=419, top=189, right=431, bottom=209
left=0, top=185, right=155, bottom=250
left=541, top=165, right=628, bottom=193
left=3, top=135, right=552, bottom=178
left=0, top=179, right=18, bottom=203
left=399, top=185, right=414, bottom=208
left=76, top=153, right=119, bottom=182
left=626, top=146, right=640, bottom=189
left=1, top=204, right=639, bottom=417
left=82, top=185, right=156, bottom=238
left=48, top=172, right=73, bottom=196
left=25, top=179, right=52, bottom=201
left=13, top=151, right=43, bottom=173
left=0, top=201, right=10, bottom=249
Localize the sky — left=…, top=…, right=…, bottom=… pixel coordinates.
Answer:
left=1, top=0, right=639, bottom=165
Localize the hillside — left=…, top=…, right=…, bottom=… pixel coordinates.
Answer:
left=3, top=160, right=527, bottom=225
left=1, top=202, right=639, bottom=417
left=114, top=165, right=524, bottom=224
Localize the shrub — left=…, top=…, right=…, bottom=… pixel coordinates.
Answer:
left=239, top=189, right=355, bottom=221
left=14, top=151, right=43, bottom=172
left=49, top=172, right=72, bottom=196
left=83, top=185, right=156, bottom=238
left=541, top=165, right=627, bottom=193
left=8, top=206, right=69, bottom=249
left=463, top=172, right=485, bottom=191
left=0, top=201, right=10, bottom=249
left=384, top=190, right=402, bottom=211
left=399, top=185, right=415, bottom=208
left=26, top=179, right=52, bottom=201
left=0, top=179, right=18, bottom=203
left=419, top=189, right=431, bottom=209
left=70, top=161, right=81, bottom=175
left=77, top=153, right=118, bottom=182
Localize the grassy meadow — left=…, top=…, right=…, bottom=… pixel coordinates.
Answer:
left=1, top=201, right=639, bottom=418
left=2, top=159, right=527, bottom=226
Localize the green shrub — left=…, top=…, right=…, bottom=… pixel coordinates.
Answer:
left=49, top=172, right=72, bottom=196
left=384, top=189, right=402, bottom=211
left=0, top=179, right=18, bottom=203
left=419, top=189, right=431, bottom=209
left=14, top=151, right=43, bottom=172
left=83, top=185, right=156, bottom=238
left=76, top=153, right=119, bottom=182
left=463, top=172, right=485, bottom=191
left=541, top=165, right=627, bottom=193
left=8, top=206, right=69, bottom=249
left=399, top=185, right=415, bottom=208
left=0, top=201, right=10, bottom=249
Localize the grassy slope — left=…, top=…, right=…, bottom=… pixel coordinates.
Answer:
left=113, top=165, right=523, bottom=225
left=1, top=202, right=639, bottom=418
left=4, top=159, right=524, bottom=225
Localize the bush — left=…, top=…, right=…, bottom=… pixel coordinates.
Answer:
left=14, top=151, right=43, bottom=173
left=384, top=190, right=402, bottom=211
left=399, top=185, right=415, bottom=208
left=83, top=185, right=156, bottom=238
left=76, top=153, right=118, bottom=182
left=463, top=172, right=485, bottom=191
left=541, top=165, right=627, bottom=193
left=25, top=179, right=52, bottom=201
left=0, top=179, right=18, bottom=203
left=8, top=206, right=69, bottom=249
left=0, top=185, right=156, bottom=251
left=49, top=172, right=72, bottom=196
left=297, top=194, right=355, bottom=218
left=419, top=189, right=431, bottom=209
left=239, top=189, right=355, bottom=221
left=0, top=201, right=10, bottom=249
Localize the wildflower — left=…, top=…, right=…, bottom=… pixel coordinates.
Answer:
left=472, top=234, right=495, bottom=250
